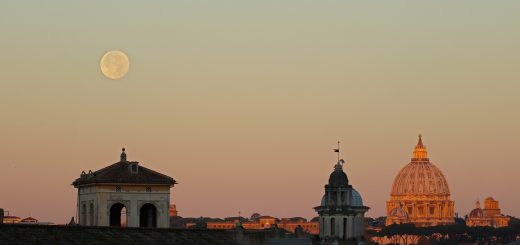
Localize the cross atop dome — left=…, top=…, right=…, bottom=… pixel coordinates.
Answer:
left=412, top=134, right=428, bottom=160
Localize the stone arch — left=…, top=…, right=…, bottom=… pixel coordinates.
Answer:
left=109, top=203, right=127, bottom=227
left=139, top=203, right=157, bottom=228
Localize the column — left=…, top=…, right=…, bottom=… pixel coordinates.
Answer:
left=347, top=215, right=355, bottom=239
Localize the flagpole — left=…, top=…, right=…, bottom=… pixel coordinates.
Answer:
left=337, top=140, right=340, bottom=162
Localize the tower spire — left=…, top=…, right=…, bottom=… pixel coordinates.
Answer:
left=412, top=134, right=428, bottom=160
left=333, top=141, right=344, bottom=168
left=120, top=147, right=127, bottom=162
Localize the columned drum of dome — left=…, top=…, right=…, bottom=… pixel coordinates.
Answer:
left=386, top=135, right=455, bottom=227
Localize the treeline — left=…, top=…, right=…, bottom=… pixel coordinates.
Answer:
left=367, top=222, right=520, bottom=245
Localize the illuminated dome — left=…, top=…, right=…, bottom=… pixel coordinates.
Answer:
left=468, top=200, right=484, bottom=218
left=386, top=135, right=455, bottom=227
left=391, top=137, right=450, bottom=195
left=469, top=209, right=484, bottom=218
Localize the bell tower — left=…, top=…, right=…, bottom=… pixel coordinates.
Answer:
left=314, top=150, right=369, bottom=244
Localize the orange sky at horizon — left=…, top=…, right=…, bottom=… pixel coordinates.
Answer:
left=1, top=1, right=519, bottom=223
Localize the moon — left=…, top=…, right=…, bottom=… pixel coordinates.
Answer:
left=100, top=50, right=130, bottom=80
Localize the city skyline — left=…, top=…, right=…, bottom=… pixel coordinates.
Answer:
left=1, top=1, right=519, bottom=224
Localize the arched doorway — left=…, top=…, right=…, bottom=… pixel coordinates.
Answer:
left=139, top=203, right=157, bottom=228
left=109, top=203, right=127, bottom=227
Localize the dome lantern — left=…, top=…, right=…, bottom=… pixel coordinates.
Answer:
left=412, top=134, right=428, bottom=161
left=328, top=159, right=349, bottom=187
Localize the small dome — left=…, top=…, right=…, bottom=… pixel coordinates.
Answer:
left=352, top=188, right=363, bottom=206
left=320, top=194, right=328, bottom=206
left=389, top=207, right=409, bottom=219
left=469, top=208, right=484, bottom=218
left=328, top=160, right=348, bottom=187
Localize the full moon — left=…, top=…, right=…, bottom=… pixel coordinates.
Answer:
left=100, top=50, right=130, bottom=80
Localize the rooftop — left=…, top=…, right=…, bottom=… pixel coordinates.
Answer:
left=0, top=224, right=238, bottom=245
left=72, top=148, right=176, bottom=187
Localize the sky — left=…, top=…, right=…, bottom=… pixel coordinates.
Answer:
left=1, top=1, right=519, bottom=223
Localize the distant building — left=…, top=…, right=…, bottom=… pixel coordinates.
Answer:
left=314, top=159, right=369, bottom=243
left=188, top=215, right=320, bottom=235
left=72, top=148, right=177, bottom=228
left=170, top=204, right=178, bottom=217
left=3, top=216, right=21, bottom=224
left=20, top=217, right=38, bottom=224
left=386, top=135, right=455, bottom=227
left=467, top=197, right=510, bottom=228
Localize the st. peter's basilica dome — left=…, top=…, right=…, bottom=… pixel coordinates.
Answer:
left=386, top=135, right=455, bottom=227
left=390, top=135, right=450, bottom=195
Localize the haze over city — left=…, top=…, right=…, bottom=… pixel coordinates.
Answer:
left=1, top=0, right=519, bottom=225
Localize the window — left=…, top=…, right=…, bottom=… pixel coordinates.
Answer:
left=129, top=163, right=139, bottom=174
left=116, top=186, right=121, bottom=192
left=330, top=218, right=335, bottom=236
left=343, top=218, right=347, bottom=240
left=81, top=203, right=87, bottom=226
left=430, top=206, right=435, bottom=215
left=89, top=203, right=95, bottom=226
left=146, top=187, right=151, bottom=193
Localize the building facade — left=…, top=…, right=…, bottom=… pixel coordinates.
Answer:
left=200, top=216, right=320, bottom=235
left=2, top=216, right=21, bottom=224
left=386, top=135, right=455, bottom=227
left=169, top=204, right=178, bottom=217
left=314, top=159, right=369, bottom=243
left=20, top=217, right=38, bottom=224
left=72, top=148, right=176, bottom=228
left=467, top=197, right=510, bottom=228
